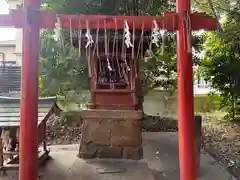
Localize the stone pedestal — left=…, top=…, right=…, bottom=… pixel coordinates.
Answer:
left=78, top=109, right=143, bottom=160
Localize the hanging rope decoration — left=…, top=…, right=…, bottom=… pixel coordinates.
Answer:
left=95, top=21, right=101, bottom=76
left=92, top=21, right=99, bottom=57
left=114, top=19, right=122, bottom=78
left=107, top=28, right=112, bottom=71
left=122, top=26, right=130, bottom=72
left=160, top=19, right=166, bottom=53
left=151, top=20, right=161, bottom=47
left=96, top=21, right=100, bottom=59
left=132, top=21, right=137, bottom=78
left=121, top=22, right=129, bottom=84
left=186, top=11, right=192, bottom=53
left=113, top=19, right=122, bottom=78
left=54, top=15, right=61, bottom=41
left=147, top=21, right=154, bottom=58
left=135, top=22, right=145, bottom=78
left=54, top=15, right=65, bottom=52
left=182, top=12, right=192, bottom=53
left=78, top=20, right=82, bottom=56
left=137, top=23, right=144, bottom=60
left=112, top=22, right=116, bottom=60
left=124, top=20, right=133, bottom=48
left=92, top=20, right=100, bottom=76
left=132, top=21, right=135, bottom=60
left=104, top=20, right=112, bottom=71
left=69, top=18, right=73, bottom=46
left=85, top=20, right=94, bottom=48
left=171, top=16, right=176, bottom=54
left=85, top=20, right=93, bottom=77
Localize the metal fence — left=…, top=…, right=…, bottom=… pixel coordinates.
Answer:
left=0, top=66, right=21, bottom=93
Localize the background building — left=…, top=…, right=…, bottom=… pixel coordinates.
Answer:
left=0, top=0, right=22, bottom=67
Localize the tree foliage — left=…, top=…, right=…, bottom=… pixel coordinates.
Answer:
left=200, top=9, right=240, bottom=119
left=39, top=30, right=90, bottom=106
left=192, top=0, right=239, bottom=16
left=43, top=0, right=175, bottom=15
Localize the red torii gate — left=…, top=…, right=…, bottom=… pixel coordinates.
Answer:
left=0, top=0, right=217, bottom=179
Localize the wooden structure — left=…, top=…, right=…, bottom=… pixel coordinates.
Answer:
left=0, top=0, right=218, bottom=179
left=0, top=96, right=59, bottom=173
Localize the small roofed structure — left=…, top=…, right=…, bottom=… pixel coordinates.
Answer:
left=0, top=96, right=60, bottom=172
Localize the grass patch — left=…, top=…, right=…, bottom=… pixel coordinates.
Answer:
left=144, top=91, right=220, bottom=116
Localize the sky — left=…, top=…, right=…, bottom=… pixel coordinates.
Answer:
left=0, top=0, right=15, bottom=41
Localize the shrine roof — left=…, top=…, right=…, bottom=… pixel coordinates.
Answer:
left=0, top=96, right=56, bottom=127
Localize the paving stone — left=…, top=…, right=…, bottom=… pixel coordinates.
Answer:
left=142, top=132, right=237, bottom=180
left=0, top=133, right=237, bottom=180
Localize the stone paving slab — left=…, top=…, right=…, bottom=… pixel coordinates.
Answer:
left=0, top=132, right=236, bottom=180
left=67, top=159, right=155, bottom=180
left=142, top=132, right=237, bottom=180
left=0, top=149, right=157, bottom=180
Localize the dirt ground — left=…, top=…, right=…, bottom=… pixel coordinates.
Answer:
left=201, top=116, right=240, bottom=178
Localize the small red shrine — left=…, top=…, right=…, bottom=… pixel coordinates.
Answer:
left=85, top=30, right=150, bottom=110
left=72, top=21, right=152, bottom=159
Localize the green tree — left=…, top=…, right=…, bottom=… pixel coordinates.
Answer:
left=43, top=0, right=175, bottom=15
left=200, top=12, right=240, bottom=119
left=192, top=0, right=239, bottom=16
left=39, top=30, right=90, bottom=107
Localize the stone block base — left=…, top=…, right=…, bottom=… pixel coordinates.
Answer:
left=78, top=109, right=143, bottom=160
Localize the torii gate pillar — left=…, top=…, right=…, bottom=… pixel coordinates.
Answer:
left=177, top=0, right=197, bottom=179
left=19, top=0, right=40, bottom=180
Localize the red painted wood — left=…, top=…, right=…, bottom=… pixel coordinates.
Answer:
left=0, top=10, right=178, bottom=30
left=164, top=12, right=218, bottom=30
left=176, top=4, right=196, bottom=180
left=58, top=14, right=177, bottom=30
left=11, top=9, right=56, bottom=28
left=1, top=10, right=217, bottom=30
left=18, top=1, right=40, bottom=180
left=93, top=91, right=135, bottom=109
left=0, top=10, right=56, bottom=28
left=191, top=13, right=218, bottom=30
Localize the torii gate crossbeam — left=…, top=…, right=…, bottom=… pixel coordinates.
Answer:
left=0, top=0, right=217, bottom=179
